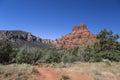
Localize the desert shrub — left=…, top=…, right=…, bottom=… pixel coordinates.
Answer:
left=59, top=74, right=70, bottom=80
left=61, top=48, right=88, bottom=63
left=92, top=69, right=102, bottom=76
left=31, top=68, right=39, bottom=74
left=102, top=59, right=112, bottom=66
left=83, top=47, right=120, bottom=62
left=15, top=49, right=31, bottom=63
left=15, top=47, right=44, bottom=64
left=61, top=53, right=76, bottom=63
left=30, top=48, right=43, bottom=64
left=17, top=72, right=25, bottom=76
left=41, top=49, right=62, bottom=63
left=15, top=47, right=63, bottom=64
left=0, top=40, right=15, bottom=64
left=9, top=50, right=17, bottom=63
left=4, top=72, right=12, bottom=78
left=82, top=29, right=120, bottom=62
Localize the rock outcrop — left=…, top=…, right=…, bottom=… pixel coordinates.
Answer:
left=42, top=39, right=55, bottom=44
left=0, top=30, right=56, bottom=47
left=0, top=30, right=42, bottom=42
left=55, top=24, right=97, bottom=48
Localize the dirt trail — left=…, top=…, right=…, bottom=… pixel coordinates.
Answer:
left=34, top=66, right=93, bottom=80
left=31, top=64, right=120, bottom=80
left=37, top=67, right=60, bottom=80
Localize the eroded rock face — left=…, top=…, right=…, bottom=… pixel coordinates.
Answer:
left=55, top=24, right=97, bottom=48
left=42, top=39, right=55, bottom=44
left=0, top=30, right=42, bottom=43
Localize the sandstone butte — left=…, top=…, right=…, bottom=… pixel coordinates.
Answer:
left=55, top=24, right=97, bottom=48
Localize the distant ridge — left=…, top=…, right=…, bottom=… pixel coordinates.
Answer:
left=0, top=30, right=53, bottom=48
left=0, top=30, right=42, bottom=42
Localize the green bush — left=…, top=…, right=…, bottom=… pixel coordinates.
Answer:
left=41, top=49, right=62, bottom=63
left=0, top=40, right=14, bottom=64
left=15, top=47, right=43, bottom=64
left=83, top=29, right=120, bottom=62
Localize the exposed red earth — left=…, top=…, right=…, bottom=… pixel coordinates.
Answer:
left=32, top=63, right=120, bottom=80
left=33, top=66, right=93, bottom=80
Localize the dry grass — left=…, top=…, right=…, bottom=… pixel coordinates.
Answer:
left=59, top=74, right=70, bottom=80
left=0, top=64, right=39, bottom=80
left=0, top=62, right=120, bottom=80
left=54, top=62, right=120, bottom=80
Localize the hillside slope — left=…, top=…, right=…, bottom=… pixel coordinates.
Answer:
left=0, top=30, right=53, bottom=47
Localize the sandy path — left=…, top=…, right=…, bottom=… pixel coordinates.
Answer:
left=34, top=66, right=93, bottom=80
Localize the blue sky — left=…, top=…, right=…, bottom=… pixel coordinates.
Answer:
left=0, top=0, right=120, bottom=40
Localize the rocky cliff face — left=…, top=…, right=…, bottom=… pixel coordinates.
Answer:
left=55, top=24, right=97, bottom=48
left=0, top=30, right=42, bottom=42
left=0, top=30, right=56, bottom=47
left=42, top=39, right=55, bottom=45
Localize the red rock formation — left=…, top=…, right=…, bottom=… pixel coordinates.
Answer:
left=56, top=24, right=97, bottom=48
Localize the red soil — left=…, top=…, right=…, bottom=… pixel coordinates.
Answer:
left=33, top=66, right=93, bottom=80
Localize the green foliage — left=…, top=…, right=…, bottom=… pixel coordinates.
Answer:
left=15, top=47, right=43, bottom=64
left=15, top=49, right=31, bottom=63
left=15, top=47, right=63, bottom=64
left=41, top=49, right=63, bottom=63
left=61, top=49, right=78, bottom=63
left=84, top=29, right=120, bottom=62
left=31, top=68, right=39, bottom=74
left=96, top=29, right=119, bottom=52
left=0, top=40, right=14, bottom=64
